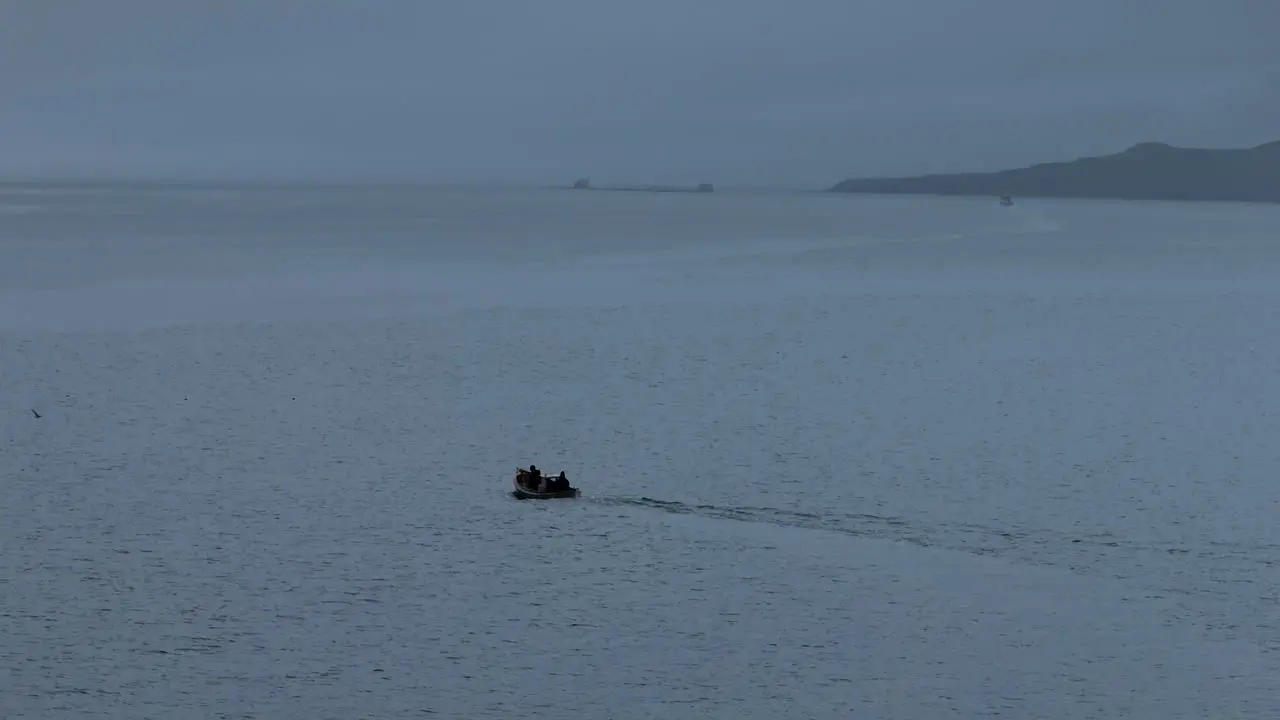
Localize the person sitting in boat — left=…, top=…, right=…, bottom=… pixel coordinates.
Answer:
left=524, top=465, right=544, bottom=491
left=549, top=471, right=569, bottom=492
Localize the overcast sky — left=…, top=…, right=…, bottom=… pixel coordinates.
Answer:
left=2, top=0, right=1277, bottom=186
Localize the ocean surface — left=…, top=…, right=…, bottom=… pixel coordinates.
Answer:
left=3, top=184, right=1280, bottom=718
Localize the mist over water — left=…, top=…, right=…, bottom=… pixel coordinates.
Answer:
left=3, top=185, right=1280, bottom=718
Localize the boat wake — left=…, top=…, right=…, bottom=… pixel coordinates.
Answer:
left=589, top=495, right=1279, bottom=603
left=596, top=496, right=914, bottom=541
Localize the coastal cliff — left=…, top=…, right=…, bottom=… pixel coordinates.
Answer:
left=830, top=140, right=1280, bottom=203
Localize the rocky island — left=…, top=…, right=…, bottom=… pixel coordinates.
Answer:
left=830, top=140, right=1280, bottom=203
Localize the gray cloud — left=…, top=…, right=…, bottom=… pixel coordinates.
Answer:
left=2, top=0, right=1277, bottom=186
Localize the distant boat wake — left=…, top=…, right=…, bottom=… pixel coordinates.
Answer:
left=585, top=495, right=1271, bottom=596
left=990, top=205, right=1062, bottom=236
left=1018, top=212, right=1062, bottom=234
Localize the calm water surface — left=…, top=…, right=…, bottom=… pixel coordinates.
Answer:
left=3, top=185, right=1280, bottom=718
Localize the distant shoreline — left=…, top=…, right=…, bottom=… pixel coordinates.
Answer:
left=829, top=140, right=1280, bottom=204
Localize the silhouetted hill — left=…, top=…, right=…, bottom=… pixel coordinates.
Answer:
left=830, top=141, right=1280, bottom=203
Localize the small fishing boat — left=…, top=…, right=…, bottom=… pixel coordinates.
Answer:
left=511, top=468, right=579, bottom=499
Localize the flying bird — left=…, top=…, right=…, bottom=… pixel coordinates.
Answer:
left=31, top=409, right=41, bottom=419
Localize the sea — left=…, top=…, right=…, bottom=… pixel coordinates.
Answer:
left=2, top=183, right=1279, bottom=719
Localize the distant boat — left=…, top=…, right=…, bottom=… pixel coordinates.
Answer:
left=511, top=468, right=580, bottom=500
left=568, top=178, right=713, bottom=194
left=999, top=196, right=1014, bottom=206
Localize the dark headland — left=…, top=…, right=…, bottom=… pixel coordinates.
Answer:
left=830, top=140, right=1280, bottom=203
